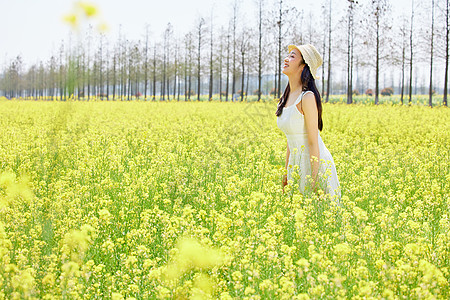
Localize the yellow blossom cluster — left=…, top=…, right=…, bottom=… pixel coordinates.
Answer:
left=0, top=99, right=448, bottom=298
left=63, top=1, right=108, bottom=33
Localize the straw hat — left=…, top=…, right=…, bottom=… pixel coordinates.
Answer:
left=288, top=44, right=323, bottom=80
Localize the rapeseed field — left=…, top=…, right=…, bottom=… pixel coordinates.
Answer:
left=0, top=99, right=448, bottom=299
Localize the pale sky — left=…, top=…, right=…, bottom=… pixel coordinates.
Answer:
left=0, top=0, right=415, bottom=67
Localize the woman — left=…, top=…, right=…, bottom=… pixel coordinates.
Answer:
left=276, top=44, right=341, bottom=204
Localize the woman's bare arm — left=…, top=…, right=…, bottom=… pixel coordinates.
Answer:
left=300, top=92, right=320, bottom=190
left=285, top=141, right=290, bottom=170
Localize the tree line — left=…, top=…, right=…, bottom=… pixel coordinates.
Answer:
left=0, top=0, right=448, bottom=107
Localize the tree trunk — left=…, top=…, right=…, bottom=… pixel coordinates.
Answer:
left=144, top=26, right=149, bottom=100
left=120, top=47, right=125, bottom=99
left=245, top=72, right=249, bottom=101
left=135, top=52, right=139, bottom=100
left=163, top=45, right=166, bottom=101
left=153, top=46, right=156, bottom=101
left=177, top=63, right=181, bottom=101
left=128, top=57, right=131, bottom=101
left=77, top=55, right=81, bottom=100
left=326, top=0, right=332, bottom=103
left=241, top=51, right=245, bottom=101
left=444, top=0, right=449, bottom=106
left=188, top=42, right=192, bottom=101
left=106, top=48, right=109, bottom=100
left=209, top=18, right=213, bottom=101
left=197, top=28, right=201, bottom=101
left=184, top=44, right=188, bottom=101
left=350, top=37, right=354, bottom=104
left=87, top=40, right=91, bottom=100
left=347, top=1, right=353, bottom=105
left=226, top=32, right=230, bottom=102
left=99, top=36, right=103, bottom=100
left=375, top=7, right=380, bottom=105
left=167, top=70, right=170, bottom=100
left=274, top=54, right=278, bottom=99
left=219, top=35, right=223, bottom=101
left=174, top=46, right=178, bottom=100
left=409, top=0, right=414, bottom=105
left=113, top=53, right=116, bottom=100
left=197, top=19, right=204, bottom=101
left=59, top=45, right=64, bottom=101
left=277, top=0, right=282, bottom=99
left=429, top=0, right=434, bottom=107
left=232, top=4, right=237, bottom=100
left=322, top=27, right=326, bottom=98
left=258, top=0, right=263, bottom=101
left=401, top=36, right=405, bottom=105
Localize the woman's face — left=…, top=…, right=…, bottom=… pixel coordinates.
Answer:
left=282, top=48, right=304, bottom=76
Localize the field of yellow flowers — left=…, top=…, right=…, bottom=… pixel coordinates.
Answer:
left=0, top=98, right=448, bottom=299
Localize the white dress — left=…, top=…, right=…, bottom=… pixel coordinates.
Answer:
left=277, top=91, right=342, bottom=205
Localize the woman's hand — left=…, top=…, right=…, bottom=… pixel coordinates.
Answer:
left=311, top=181, right=319, bottom=195
left=282, top=174, right=288, bottom=193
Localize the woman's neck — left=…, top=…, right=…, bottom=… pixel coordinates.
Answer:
left=288, top=75, right=303, bottom=94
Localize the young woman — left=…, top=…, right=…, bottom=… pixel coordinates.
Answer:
left=276, top=44, right=341, bottom=204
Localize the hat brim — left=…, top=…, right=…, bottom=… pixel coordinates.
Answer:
left=288, top=45, right=300, bottom=55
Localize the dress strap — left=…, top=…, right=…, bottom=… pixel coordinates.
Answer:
left=293, top=91, right=306, bottom=106
left=302, top=90, right=314, bottom=98
left=293, top=91, right=314, bottom=114
left=294, top=90, right=313, bottom=105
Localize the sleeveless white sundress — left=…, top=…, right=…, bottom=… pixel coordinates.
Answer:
left=277, top=91, right=342, bottom=205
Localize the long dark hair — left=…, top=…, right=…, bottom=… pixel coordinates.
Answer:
left=275, top=64, right=323, bottom=131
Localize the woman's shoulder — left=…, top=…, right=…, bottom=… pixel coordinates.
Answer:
left=302, top=90, right=315, bottom=99
left=301, top=91, right=317, bottom=112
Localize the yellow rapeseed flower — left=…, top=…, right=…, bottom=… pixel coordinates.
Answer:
left=77, top=1, right=98, bottom=17
left=62, top=13, right=78, bottom=30
left=0, top=99, right=448, bottom=298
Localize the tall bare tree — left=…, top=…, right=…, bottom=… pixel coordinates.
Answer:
left=59, top=43, right=65, bottom=100
left=196, top=17, right=205, bottom=101
left=409, top=0, right=415, bottom=105
left=428, top=0, right=435, bottom=107
left=444, top=0, right=449, bottom=106
left=326, top=0, right=332, bottom=102
left=152, top=44, right=157, bottom=101
left=186, top=32, right=194, bottom=100
left=226, top=29, right=231, bottom=101
left=346, top=0, right=358, bottom=104
left=218, top=26, right=225, bottom=101
left=86, top=26, right=93, bottom=100
left=184, top=34, right=189, bottom=101
left=239, top=27, right=251, bottom=101
left=369, top=0, right=391, bottom=105
left=48, top=55, right=57, bottom=99
left=231, top=1, right=239, bottom=100
left=98, top=33, right=104, bottom=99
left=256, top=0, right=265, bottom=101
left=276, top=0, right=283, bottom=98
left=209, top=8, right=214, bottom=101
left=143, top=24, right=150, bottom=100
left=321, top=3, right=327, bottom=98
left=162, top=23, right=173, bottom=100
left=126, top=42, right=132, bottom=100
left=131, top=42, right=141, bottom=99
left=174, top=40, right=179, bottom=100
left=104, top=39, right=110, bottom=100
left=399, top=16, right=409, bottom=105
left=8, top=56, right=23, bottom=98
left=112, top=47, right=117, bottom=100
left=183, top=32, right=193, bottom=101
